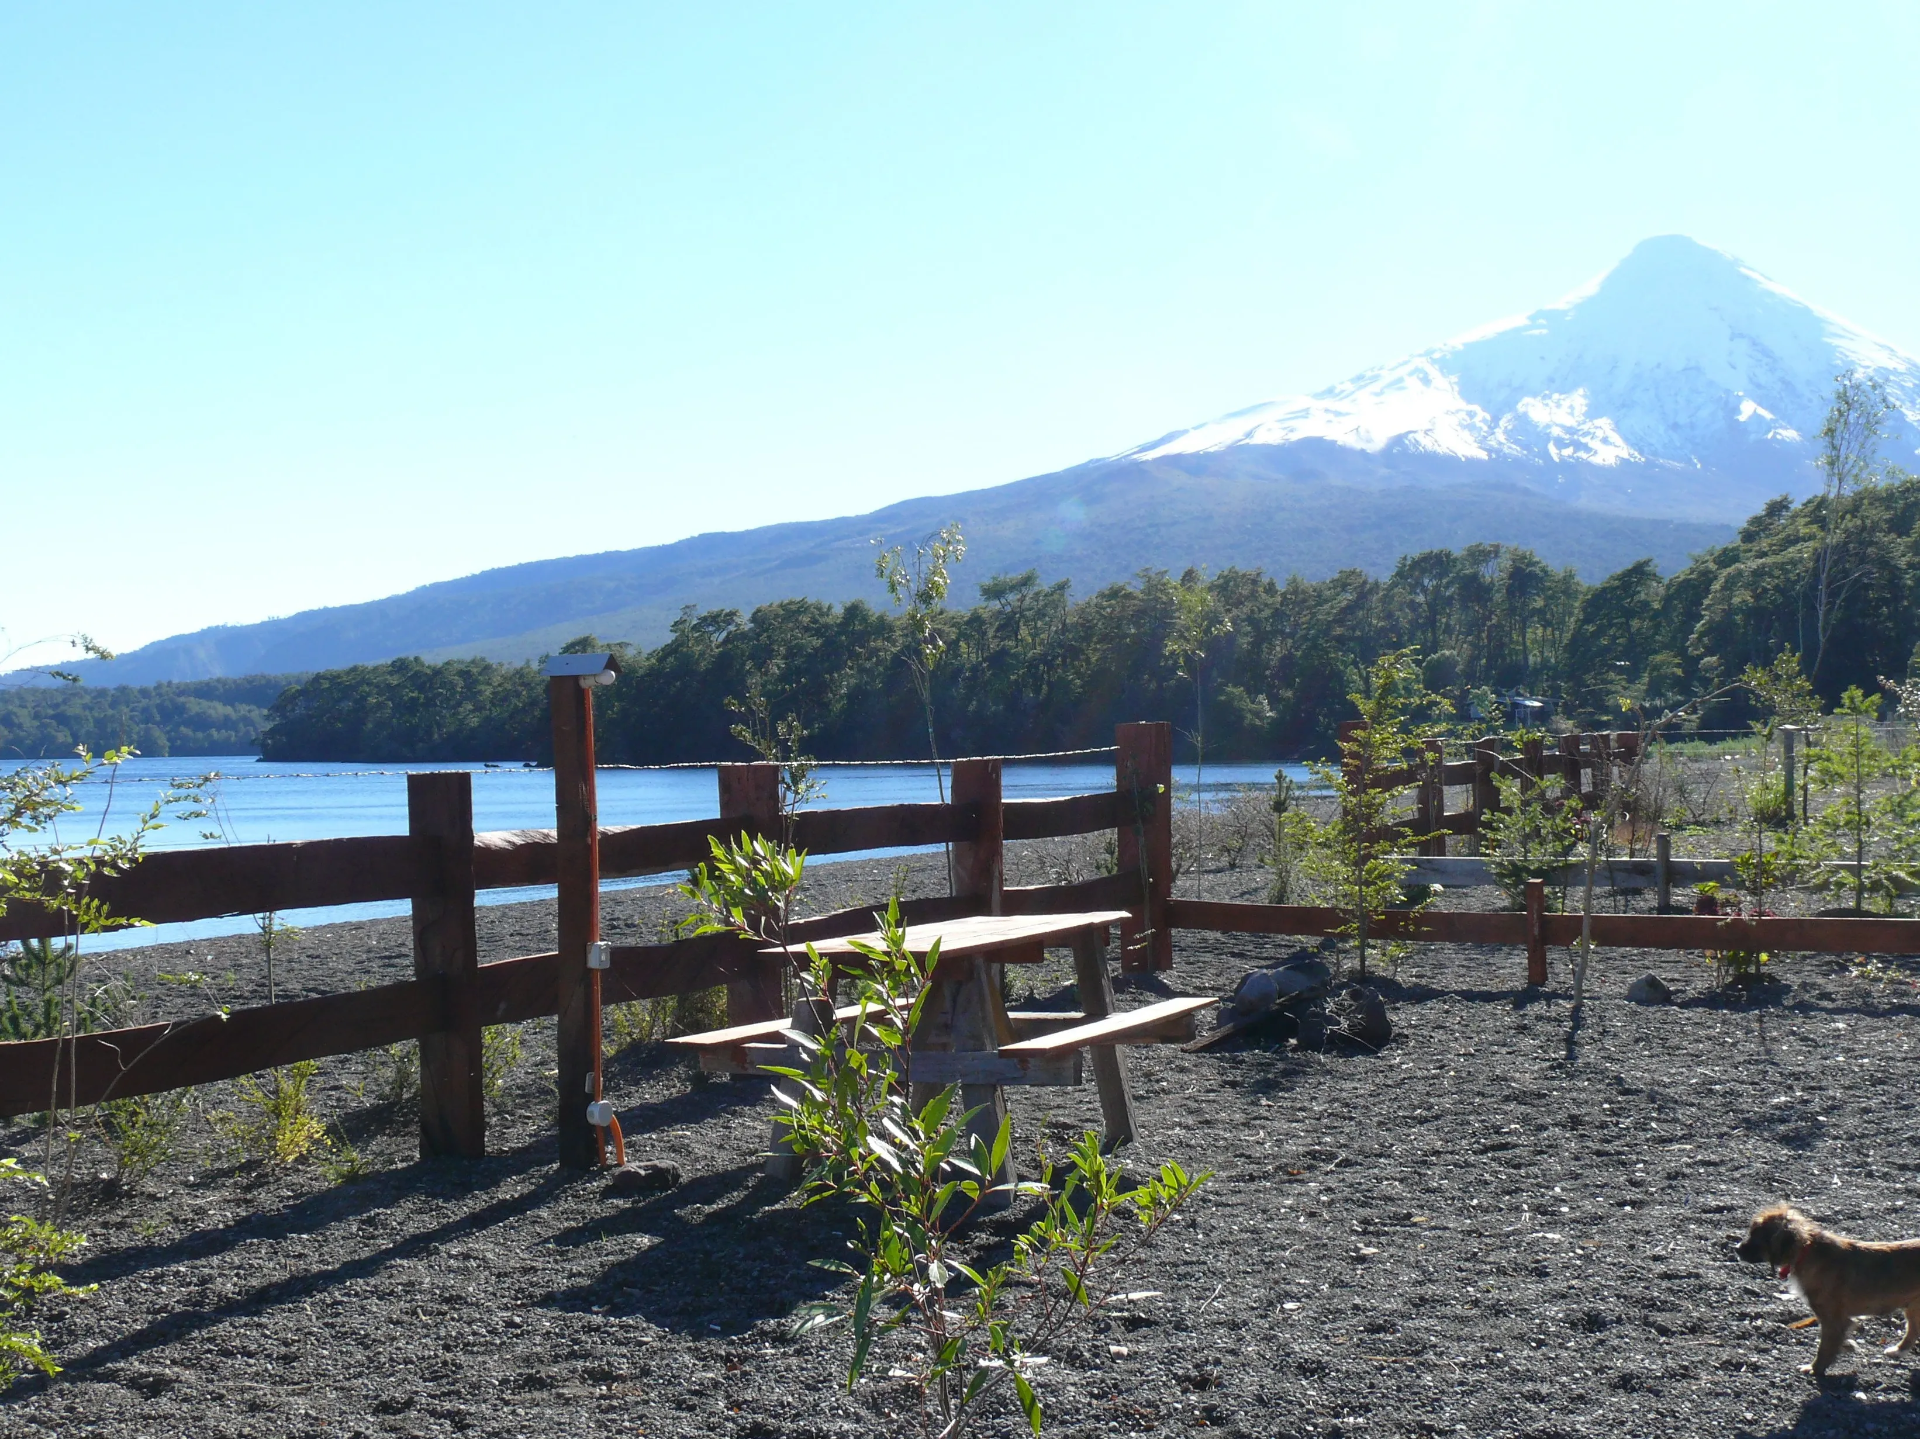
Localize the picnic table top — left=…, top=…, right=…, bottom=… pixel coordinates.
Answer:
left=764, top=909, right=1131, bottom=962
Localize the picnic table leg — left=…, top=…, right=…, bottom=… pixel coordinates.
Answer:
left=765, top=992, right=833, bottom=1182
left=910, top=959, right=1015, bottom=1212
left=1073, top=928, right=1136, bottom=1153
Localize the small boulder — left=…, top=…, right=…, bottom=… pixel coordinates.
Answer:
left=1228, top=968, right=1280, bottom=1019
left=1271, top=956, right=1332, bottom=1008
left=1294, top=1005, right=1330, bottom=1052
left=605, top=1160, right=682, bottom=1196
left=1626, top=973, right=1674, bottom=1005
left=1332, top=985, right=1392, bottom=1050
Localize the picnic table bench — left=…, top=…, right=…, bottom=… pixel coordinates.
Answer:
left=666, top=910, right=1214, bottom=1190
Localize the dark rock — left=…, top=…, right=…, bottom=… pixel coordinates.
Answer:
left=605, top=1160, right=683, bottom=1196
left=1331, top=985, right=1392, bottom=1049
left=1295, top=1004, right=1330, bottom=1051
left=1228, top=968, right=1280, bottom=1019
left=1626, top=973, right=1674, bottom=1005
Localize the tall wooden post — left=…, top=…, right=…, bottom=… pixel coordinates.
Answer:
left=1470, top=736, right=1500, bottom=854
left=1417, top=739, right=1446, bottom=857
left=950, top=758, right=1004, bottom=915
left=410, top=771, right=483, bottom=1159
left=549, top=663, right=605, bottom=1170
left=1524, top=877, right=1547, bottom=988
left=1655, top=831, right=1673, bottom=915
left=1116, top=722, right=1173, bottom=973
left=718, top=763, right=786, bottom=1028
left=1780, top=727, right=1800, bottom=824
left=1557, top=733, right=1583, bottom=806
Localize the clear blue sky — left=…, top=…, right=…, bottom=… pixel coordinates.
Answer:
left=5, top=3, right=1919, bottom=659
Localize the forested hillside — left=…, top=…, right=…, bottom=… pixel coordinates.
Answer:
left=258, top=474, right=1920, bottom=764
left=0, top=676, right=299, bottom=758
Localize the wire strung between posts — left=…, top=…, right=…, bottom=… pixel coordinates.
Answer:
left=595, top=746, right=1122, bottom=771
left=64, top=746, right=1124, bottom=783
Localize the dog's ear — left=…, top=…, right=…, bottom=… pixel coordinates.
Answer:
left=1764, top=1209, right=1808, bottom=1266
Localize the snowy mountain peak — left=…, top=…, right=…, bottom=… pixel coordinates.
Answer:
left=1127, top=236, right=1920, bottom=494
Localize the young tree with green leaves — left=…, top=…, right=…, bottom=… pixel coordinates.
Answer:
left=1809, top=372, right=1892, bottom=684
left=1164, top=572, right=1231, bottom=896
left=875, top=522, right=966, bottom=805
left=1304, top=650, right=1447, bottom=978
left=1808, top=686, right=1889, bottom=913
left=678, top=835, right=1206, bottom=1438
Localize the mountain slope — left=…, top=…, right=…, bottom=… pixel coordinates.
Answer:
left=61, top=463, right=1727, bottom=683
left=54, top=234, right=1914, bottom=685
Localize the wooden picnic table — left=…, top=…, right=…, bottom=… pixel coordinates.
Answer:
left=667, top=909, right=1214, bottom=1190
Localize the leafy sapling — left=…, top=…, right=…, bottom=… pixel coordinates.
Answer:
left=1303, top=650, right=1449, bottom=978
left=1164, top=573, right=1231, bottom=898
left=0, top=1158, right=95, bottom=1390
left=682, top=836, right=1208, bottom=1438
left=1808, top=687, right=1889, bottom=914
left=875, top=522, right=966, bottom=807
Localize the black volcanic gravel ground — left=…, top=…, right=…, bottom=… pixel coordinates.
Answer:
left=6, top=841, right=1920, bottom=1438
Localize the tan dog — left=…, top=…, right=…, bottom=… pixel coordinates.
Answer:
left=1738, top=1204, right=1920, bottom=1376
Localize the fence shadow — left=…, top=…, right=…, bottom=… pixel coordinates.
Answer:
left=48, top=1160, right=578, bottom=1381
left=540, top=1163, right=844, bottom=1334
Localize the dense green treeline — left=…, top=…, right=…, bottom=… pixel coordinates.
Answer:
left=256, top=474, right=1920, bottom=764
left=0, top=676, right=298, bottom=759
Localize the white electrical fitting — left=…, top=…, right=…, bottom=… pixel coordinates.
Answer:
left=586, top=941, right=610, bottom=970
left=586, top=1100, right=614, bottom=1128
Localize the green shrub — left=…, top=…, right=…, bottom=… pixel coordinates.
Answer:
left=481, top=1025, right=523, bottom=1110
left=0, top=1158, right=94, bottom=1389
left=1482, top=774, right=1584, bottom=910
left=0, top=940, right=131, bottom=1042
left=98, top=1088, right=194, bottom=1188
left=213, top=1062, right=327, bottom=1165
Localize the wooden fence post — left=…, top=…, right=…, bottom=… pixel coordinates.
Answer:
left=550, top=668, right=602, bottom=1170
left=1557, top=733, right=1583, bottom=806
left=1470, top=736, right=1500, bottom=854
left=410, top=771, right=483, bottom=1159
left=1116, top=722, right=1173, bottom=973
left=1418, top=739, right=1446, bottom=857
left=1655, top=831, right=1672, bottom=915
left=718, top=763, right=786, bottom=1028
left=950, top=758, right=1004, bottom=913
left=1524, top=877, right=1547, bottom=987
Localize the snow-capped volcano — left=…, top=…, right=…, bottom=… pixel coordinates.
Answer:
left=1124, top=236, right=1920, bottom=514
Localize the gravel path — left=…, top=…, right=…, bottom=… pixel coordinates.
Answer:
left=6, top=843, right=1920, bottom=1437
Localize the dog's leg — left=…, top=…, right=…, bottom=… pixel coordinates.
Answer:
left=1805, top=1317, right=1851, bottom=1377
left=1887, top=1308, right=1920, bottom=1356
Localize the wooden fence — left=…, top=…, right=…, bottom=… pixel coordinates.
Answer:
left=0, top=717, right=1176, bottom=1168
left=1351, top=725, right=1648, bottom=855
left=5, top=707, right=1920, bottom=1165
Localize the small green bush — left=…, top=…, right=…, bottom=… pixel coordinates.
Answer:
left=98, top=1088, right=194, bottom=1188
left=213, top=1062, right=327, bottom=1165
left=0, top=1158, right=94, bottom=1389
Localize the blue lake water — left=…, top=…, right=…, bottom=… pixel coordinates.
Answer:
left=1, top=755, right=1309, bottom=950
